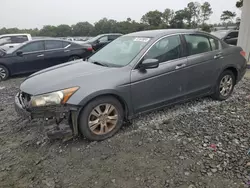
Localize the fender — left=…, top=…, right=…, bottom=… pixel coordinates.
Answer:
left=78, top=89, right=134, bottom=119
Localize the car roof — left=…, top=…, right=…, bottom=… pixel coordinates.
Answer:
left=98, top=33, right=123, bottom=36
left=26, top=38, right=72, bottom=43
left=125, top=29, right=196, bottom=38
left=0, top=33, right=30, bottom=37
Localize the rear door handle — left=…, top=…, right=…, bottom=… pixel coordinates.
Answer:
left=64, top=50, right=70, bottom=52
left=37, top=54, right=44, bottom=57
left=214, top=53, right=223, bottom=59
left=175, top=63, right=186, bottom=70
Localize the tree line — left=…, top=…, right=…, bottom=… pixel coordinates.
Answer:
left=0, top=1, right=241, bottom=37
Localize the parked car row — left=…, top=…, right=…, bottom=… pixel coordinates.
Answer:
left=14, top=29, right=247, bottom=141
left=0, top=33, right=122, bottom=80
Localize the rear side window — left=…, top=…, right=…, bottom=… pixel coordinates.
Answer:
left=228, top=31, right=238, bottom=38
left=63, top=41, right=71, bottom=48
left=108, top=35, right=120, bottom=41
left=11, top=35, right=28, bottom=43
left=209, top=37, right=221, bottom=51
left=21, top=41, right=44, bottom=53
left=45, top=40, right=63, bottom=50
left=184, top=35, right=211, bottom=55
left=144, top=35, right=182, bottom=63
left=0, top=35, right=28, bottom=45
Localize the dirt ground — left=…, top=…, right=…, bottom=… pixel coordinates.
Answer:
left=0, top=75, right=250, bottom=188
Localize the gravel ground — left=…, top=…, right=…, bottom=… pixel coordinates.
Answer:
left=0, top=76, right=250, bottom=188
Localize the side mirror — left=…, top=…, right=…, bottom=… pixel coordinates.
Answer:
left=225, top=36, right=231, bottom=40
left=16, top=51, right=23, bottom=56
left=139, top=59, right=159, bottom=69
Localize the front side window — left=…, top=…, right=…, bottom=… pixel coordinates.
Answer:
left=45, top=40, right=63, bottom=50
left=20, top=41, right=44, bottom=53
left=88, top=36, right=151, bottom=67
left=185, top=35, right=211, bottom=55
left=209, top=37, right=221, bottom=51
left=99, top=36, right=108, bottom=43
left=143, top=35, right=182, bottom=63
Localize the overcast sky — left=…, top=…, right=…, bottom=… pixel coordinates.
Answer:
left=1, top=0, right=241, bottom=29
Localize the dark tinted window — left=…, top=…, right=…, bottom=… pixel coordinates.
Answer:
left=185, top=35, right=211, bottom=55
left=228, top=31, right=238, bottom=38
left=21, top=41, right=44, bottom=53
left=45, top=40, right=63, bottom=50
left=63, top=41, right=71, bottom=48
left=209, top=37, right=221, bottom=51
left=11, top=35, right=28, bottom=43
left=144, top=35, right=181, bottom=63
left=0, top=35, right=28, bottom=45
left=98, top=36, right=108, bottom=43
left=108, top=35, right=120, bottom=41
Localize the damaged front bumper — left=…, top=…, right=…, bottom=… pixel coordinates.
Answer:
left=14, top=92, right=81, bottom=136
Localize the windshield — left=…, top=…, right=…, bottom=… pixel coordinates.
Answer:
left=0, top=48, right=6, bottom=56
left=88, top=36, right=151, bottom=67
left=6, top=43, right=25, bottom=54
left=211, top=31, right=228, bottom=38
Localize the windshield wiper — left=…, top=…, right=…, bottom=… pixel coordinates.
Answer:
left=92, top=61, right=109, bottom=67
left=86, top=58, right=111, bottom=67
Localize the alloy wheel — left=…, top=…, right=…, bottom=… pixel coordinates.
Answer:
left=88, top=104, right=118, bottom=135
left=219, top=75, right=233, bottom=97
left=0, top=67, right=7, bottom=80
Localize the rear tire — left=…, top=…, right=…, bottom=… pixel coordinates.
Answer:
left=212, top=70, right=235, bottom=101
left=78, top=96, right=124, bottom=141
left=0, top=65, right=9, bottom=81
left=68, top=56, right=80, bottom=62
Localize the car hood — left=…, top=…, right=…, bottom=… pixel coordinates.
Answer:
left=20, top=60, right=113, bottom=95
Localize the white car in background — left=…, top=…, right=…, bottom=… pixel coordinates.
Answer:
left=0, top=33, right=32, bottom=49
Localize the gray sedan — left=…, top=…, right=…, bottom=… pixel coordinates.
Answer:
left=15, top=29, right=247, bottom=141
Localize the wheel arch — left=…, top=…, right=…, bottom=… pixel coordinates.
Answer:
left=222, top=65, right=238, bottom=83
left=78, top=90, right=130, bottom=120
left=0, top=63, right=11, bottom=76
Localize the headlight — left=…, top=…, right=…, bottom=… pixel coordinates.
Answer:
left=30, top=87, right=79, bottom=107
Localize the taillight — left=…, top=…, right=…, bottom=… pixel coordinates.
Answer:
left=87, top=47, right=93, bottom=51
left=240, top=50, right=246, bottom=58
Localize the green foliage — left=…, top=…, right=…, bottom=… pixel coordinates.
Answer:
left=141, top=10, right=163, bottom=27
left=201, top=23, right=212, bottom=32
left=236, top=0, right=243, bottom=8
left=220, top=10, right=236, bottom=29
left=201, top=2, right=213, bottom=25
left=221, top=11, right=236, bottom=22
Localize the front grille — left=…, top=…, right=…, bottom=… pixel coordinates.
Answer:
left=20, top=92, right=31, bottom=108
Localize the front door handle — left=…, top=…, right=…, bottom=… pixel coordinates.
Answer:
left=64, top=50, right=70, bottom=52
left=37, top=54, right=44, bottom=57
left=175, top=63, right=186, bottom=70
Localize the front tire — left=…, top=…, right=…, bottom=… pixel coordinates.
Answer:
left=0, top=65, right=9, bottom=81
left=212, top=70, right=235, bottom=100
left=78, top=96, right=124, bottom=141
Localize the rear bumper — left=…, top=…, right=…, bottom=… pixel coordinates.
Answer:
left=237, top=64, right=247, bottom=83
